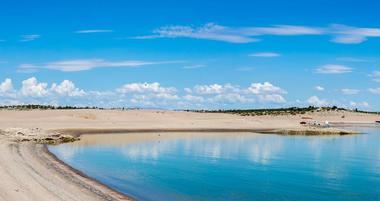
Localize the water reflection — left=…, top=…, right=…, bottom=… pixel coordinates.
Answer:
left=49, top=129, right=380, bottom=201
left=51, top=132, right=376, bottom=167
left=55, top=133, right=286, bottom=164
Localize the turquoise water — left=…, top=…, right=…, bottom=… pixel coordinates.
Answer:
left=49, top=127, right=380, bottom=201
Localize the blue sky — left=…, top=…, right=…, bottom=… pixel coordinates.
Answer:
left=1, top=0, right=380, bottom=110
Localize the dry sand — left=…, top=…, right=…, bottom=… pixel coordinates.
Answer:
left=0, top=109, right=379, bottom=201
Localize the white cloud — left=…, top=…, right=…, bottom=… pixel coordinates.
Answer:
left=258, top=94, right=286, bottom=103
left=51, top=80, right=86, bottom=97
left=331, top=35, right=366, bottom=44
left=192, top=84, right=225, bottom=94
left=17, top=64, right=39, bottom=73
left=129, top=93, right=179, bottom=106
left=341, top=88, right=359, bottom=95
left=315, top=86, right=325, bottom=91
left=350, top=101, right=369, bottom=108
left=185, top=82, right=286, bottom=105
left=182, top=64, right=206, bottom=69
left=0, top=78, right=13, bottom=94
left=20, top=77, right=48, bottom=97
left=116, top=82, right=180, bottom=106
left=75, top=29, right=113, bottom=33
left=133, top=23, right=323, bottom=43
left=184, top=88, right=192, bottom=93
left=134, top=23, right=258, bottom=43
left=0, top=77, right=290, bottom=108
left=118, top=82, right=176, bottom=94
left=369, top=71, right=380, bottom=82
left=209, top=93, right=254, bottom=104
left=307, top=96, right=329, bottom=107
left=249, top=52, right=281, bottom=57
left=315, top=64, right=353, bottom=74
left=20, top=35, right=40, bottom=42
left=150, top=93, right=179, bottom=100
left=330, top=24, right=380, bottom=44
left=369, top=88, right=380, bottom=94
left=243, top=25, right=324, bottom=36
left=2, top=77, right=379, bottom=109
left=18, top=59, right=179, bottom=72
left=45, top=59, right=159, bottom=72
left=0, top=77, right=88, bottom=103
left=247, top=82, right=286, bottom=94
left=135, top=23, right=380, bottom=44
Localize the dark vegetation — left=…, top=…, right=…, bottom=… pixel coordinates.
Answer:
left=0, top=104, right=146, bottom=111
left=0, top=105, right=102, bottom=110
left=186, top=106, right=380, bottom=116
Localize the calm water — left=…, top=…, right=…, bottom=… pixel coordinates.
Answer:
left=49, top=127, right=380, bottom=201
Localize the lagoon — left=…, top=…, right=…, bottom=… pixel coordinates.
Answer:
left=49, top=127, right=380, bottom=201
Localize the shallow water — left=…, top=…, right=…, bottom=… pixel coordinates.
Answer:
left=49, top=127, right=380, bottom=201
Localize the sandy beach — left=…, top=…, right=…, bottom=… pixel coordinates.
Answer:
left=0, top=109, right=379, bottom=201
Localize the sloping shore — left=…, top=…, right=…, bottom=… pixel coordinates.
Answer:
left=0, top=109, right=378, bottom=201
left=0, top=136, right=133, bottom=201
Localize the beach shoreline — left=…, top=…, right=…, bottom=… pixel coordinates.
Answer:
left=0, top=136, right=134, bottom=201
left=42, top=143, right=135, bottom=201
left=0, top=109, right=379, bottom=201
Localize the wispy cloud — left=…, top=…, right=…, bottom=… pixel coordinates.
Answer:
left=242, top=25, right=323, bottom=35
left=18, top=64, right=39, bottom=73
left=182, top=64, right=206, bottom=69
left=329, top=24, right=380, bottom=44
left=249, top=52, right=281, bottom=57
left=134, top=23, right=380, bottom=44
left=75, top=29, right=113, bottom=34
left=341, top=88, right=360, bottom=95
left=369, top=88, right=380, bottom=94
left=369, top=71, right=380, bottom=82
left=331, top=35, right=365, bottom=44
left=20, top=34, right=40, bottom=42
left=133, top=23, right=258, bottom=43
left=133, top=23, right=321, bottom=43
left=315, top=64, right=353, bottom=74
left=18, top=59, right=182, bottom=72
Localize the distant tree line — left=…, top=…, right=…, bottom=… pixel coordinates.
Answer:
left=0, top=105, right=103, bottom=110
left=0, top=104, right=150, bottom=111
left=186, top=106, right=380, bottom=116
